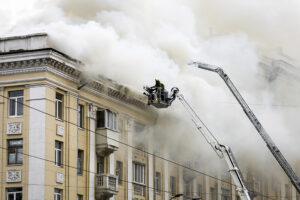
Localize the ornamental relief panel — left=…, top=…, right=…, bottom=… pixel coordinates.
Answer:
left=6, top=170, right=22, bottom=183
left=88, top=104, right=97, bottom=119
left=57, top=125, right=64, bottom=136
left=56, top=172, right=64, bottom=184
left=7, top=122, right=22, bottom=135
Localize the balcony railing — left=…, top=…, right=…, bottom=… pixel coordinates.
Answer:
left=95, top=173, right=118, bottom=199
left=96, top=128, right=120, bottom=155
left=133, top=183, right=146, bottom=197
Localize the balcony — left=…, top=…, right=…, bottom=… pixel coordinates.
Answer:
left=96, top=128, right=120, bottom=155
left=95, top=173, right=118, bottom=199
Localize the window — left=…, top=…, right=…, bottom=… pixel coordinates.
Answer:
left=8, top=139, right=23, bottom=165
left=97, top=156, right=104, bottom=174
left=55, top=141, right=63, bottom=167
left=55, top=93, right=63, bottom=120
left=155, top=172, right=161, bottom=194
left=78, top=104, right=84, bottom=128
left=184, top=182, right=191, bottom=197
left=210, top=187, right=217, bottom=200
left=54, top=188, right=62, bottom=200
left=7, top=188, right=22, bottom=200
left=116, top=161, right=123, bottom=185
left=77, top=194, right=83, bottom=200
left=221, top=188, right=230, bottom=200
left=133, top=162, right=145, bottom=184
left=9, top=90, right=23, bottom=117
left=77, top=150, right=84, bottom=175
left=96, top=110, right=117, bottom=130
left=197, top=184, right=202, bottom=197
left=170, top=176, right=176, bottom=196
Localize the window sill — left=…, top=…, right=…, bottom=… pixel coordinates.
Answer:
left=55, top=165, right=63, bottom=168
left=7, top=164, right=23, bottom=167
left=132, top=182, right=146, bottom=186
left=78, top=127, right=85, bottom=131
left=8, top=115, right=23, bottom=118
left=55, top=118, right=64, bottom=122
left=77, top=173, right=83, bottom=176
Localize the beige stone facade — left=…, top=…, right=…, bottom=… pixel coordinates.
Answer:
left=0, top=33, right=298, bottom=200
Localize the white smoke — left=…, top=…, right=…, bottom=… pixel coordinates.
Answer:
left=1, top=0, right=300, bottom=180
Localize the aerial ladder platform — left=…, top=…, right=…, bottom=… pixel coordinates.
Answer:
left=144, top=83, right=252, bottom=200
left=188, top=61, right=300, bottom=194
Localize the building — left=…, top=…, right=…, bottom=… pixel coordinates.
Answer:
left=0, top=33, right=299, bottom=200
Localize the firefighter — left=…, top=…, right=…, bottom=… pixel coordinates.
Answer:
left=154, top=79, right=164, bottom=102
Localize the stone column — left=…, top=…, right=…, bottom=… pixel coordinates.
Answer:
left=217, top=172, right=222, bottom=200
left=0, top=87, right=3, bottom=199
left=127, top=120, right=133, bottom=200
left=148, top=127, right=154, bottom=200
left=109, top=153, right=115, bottom=200
left=28, top=85, right=46, bottom=200
left=179, top=168, right=184, bottom=200
left=193, top=179, right=197, bottom=198
left=88, top=104, right=97, bottom=200
left=292, top=185, right=297, bottom=200
left=231, top=177, right=236, bottom=200
left=206, top=176, right=210, bottom=200
left=164, top=158, right=169, bottom=200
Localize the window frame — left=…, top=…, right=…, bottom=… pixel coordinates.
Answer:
left=155, top=172, right=161, bottom=194
left=7, top=187, right=22, bottom=200
left=77, top=149, right=84, bottom=175
left=7, top=139, right=23, bottom=165
left=132, top=162, right=145, bottom=185
left=97, top=156, right=104, bottom=174
left=8, top=90, right=24, bottom=117
left=116, top=161, right=123, bottom=185
left=55, top=93, right=63, bottom=120
left=96, top=109, right=117, bottom=130
left=55, top=141, right=63, bottom=167
left=78, top=104, right=84, bottom=128
left=77, top=194, right=83, bottom=200
left=170, top=176, right=176, bottom=196
left=54, top=188, right=62, bottom=200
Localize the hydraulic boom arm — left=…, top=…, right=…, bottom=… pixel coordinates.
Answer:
left=190, top=61, right=300, bottom=193
left=176, top=94, right=251, bottom=200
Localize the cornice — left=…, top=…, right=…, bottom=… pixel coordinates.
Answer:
left=0, top=57, right=81, bottom=83
left=0, top=48, right=157, bottom=121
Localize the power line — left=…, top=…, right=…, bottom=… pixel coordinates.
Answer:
left=0, top=93, right=236, bottom=186
left=0, top=145, right=280, bottom=200
left=0, top=94, right=281, bottom=199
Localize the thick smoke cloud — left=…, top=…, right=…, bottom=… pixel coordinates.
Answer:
left=1, top=0, right=299, bottom=179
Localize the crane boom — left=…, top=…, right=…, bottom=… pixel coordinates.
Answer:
left=177, top=94, right=251, bottom=200
left=190, top=61, right=300, bottom=193
left=143, top=81, right=251, bottom=200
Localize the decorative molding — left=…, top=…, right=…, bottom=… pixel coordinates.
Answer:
left=26, top=97, right=55, bottom=103
left=66, top=91, right=78, bottom=98
left=6, top=170, right=22, bottom=183
left=25, top=83, right=56, bottom=90
left=7, top=122, right=22, bottom=135
left=0, top=56, right=81, bottom=83
left=88, top=104, right=97, bottom=120
left=0, top=49, right=156, bottom=120
left=56, top=172, right=64, bottom=184
left=57, top=125, right=64, bottom=136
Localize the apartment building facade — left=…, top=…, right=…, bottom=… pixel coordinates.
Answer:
left=0, top=33, right=298, bottom=200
